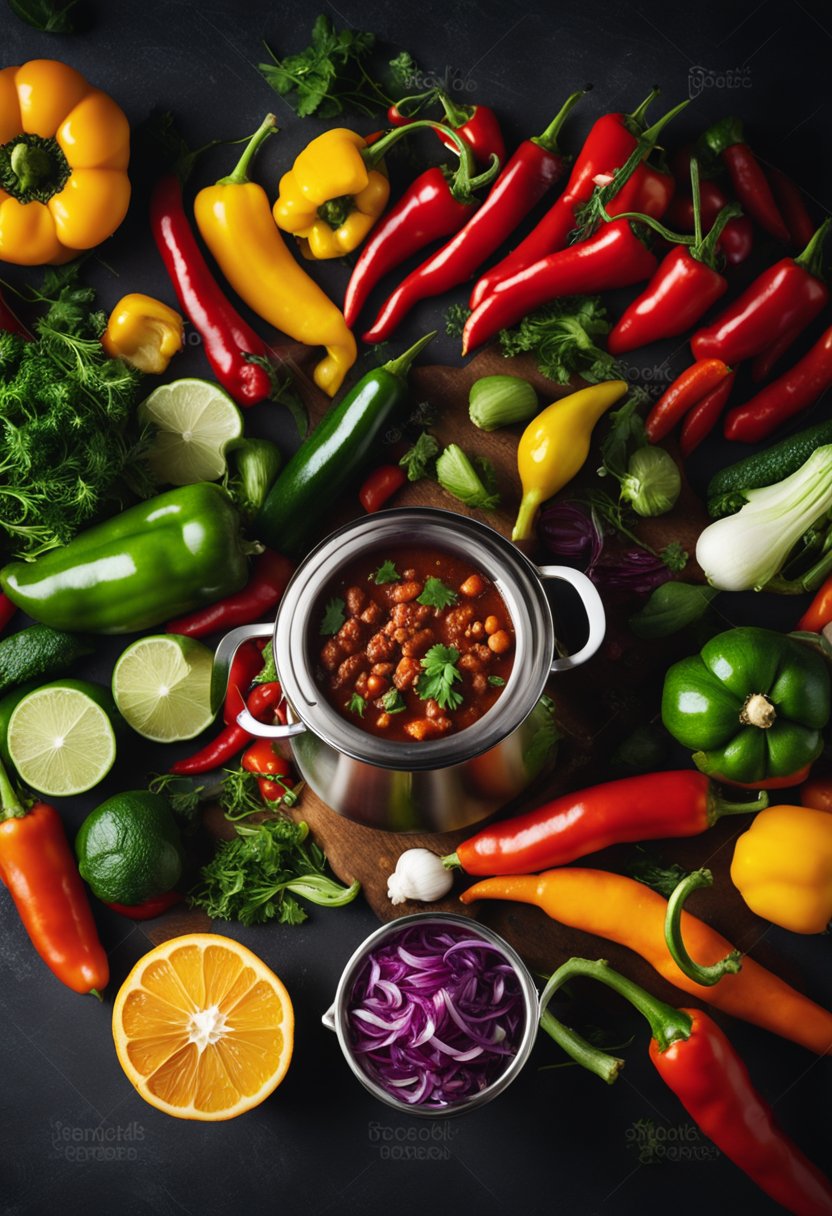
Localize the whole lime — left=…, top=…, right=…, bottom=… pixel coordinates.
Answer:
left=76, top=791, right=184, bottom=906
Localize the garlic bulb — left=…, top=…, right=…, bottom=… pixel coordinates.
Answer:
left=387, top=849, right=454, bottom=905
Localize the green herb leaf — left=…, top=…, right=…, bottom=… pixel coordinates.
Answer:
left=598, top=390, right=649, bottom=481
left=444, top=303, right=471, bottom=337
left=416, top=644, right=464, bottom=711
left=629, top=582, right=719, bottom=640
left=487, top=675, right=506, bottom=687
left=8, top=0, right=79, bottom=32
left=436, top=444, right=500, bottom=510
left=254, top=647, right=278, bottom=684
left=399, top=431, right=439, bottom=482
left=372, top=559, right=401, bottom=584
left=661, top=542, right=689, bottom=573
left=628, top=849, right=690, bottom=899
left=380, top=687, right=407, bottom=714
left=499, top=297, right=618, bottom=386
left=388, top=51, right=419, bottom=92
left=347, top=692, right=367, bottom=717
left=417, top=577, right=458, bottom=611
left=320, top=597, right=346, bottom=635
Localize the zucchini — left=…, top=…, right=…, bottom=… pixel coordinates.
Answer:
left=706, top=420, right=832, bottom=518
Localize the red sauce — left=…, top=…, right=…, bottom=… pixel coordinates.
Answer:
left=315, top=546, right=514, bottom=742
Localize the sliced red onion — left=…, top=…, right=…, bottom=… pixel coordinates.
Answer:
left=346, top=923, right=526, bottom=1108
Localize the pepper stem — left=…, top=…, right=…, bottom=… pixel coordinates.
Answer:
left=794, top=216, right=831, bottom=279
left=539, top=1007, right=623, bottom=1084
left=665, top=869, right=743, bottom=986
left=217, top=114, right=277, bottom=186
left=382, top=331, right=437, bottom=378
left=691, top=157, right=703, bottom=249
left=449, top=152, right=501, bottom=204
left=739, top=692, right=776, bottom=729
left=532, top=90, right=586, bottom=152
left=540, top=957, right=693, bottom=1054
left=441, top=851, right=461, bottom=869
left=708, top=786, right=769, bottom=824
left=363, top=119, right=473, bottom=173
left=0, top=754, right=26, bottom=821
left=10, top=141, right=53, bottom=192
left=627, top=86, right=660, bottom=131
left=434, top=89, right=473, bottom=130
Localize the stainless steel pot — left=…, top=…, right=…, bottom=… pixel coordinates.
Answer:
left=213, top=508, right=605, bottom=833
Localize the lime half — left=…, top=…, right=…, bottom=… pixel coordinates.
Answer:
left=112, top=634, right=215, bottom=742
left=139, top=378, right=243, bottom=486
left=7, top=681, right=117, bottom=796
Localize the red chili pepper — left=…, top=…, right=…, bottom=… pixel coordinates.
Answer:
left=362, top=91, right=585, bottom=343
left=665, top=178, right=753, bottom=266
left=388, top=90, right=506, bottom=168
left=241, top=739, right=298, bottom=805
left=0, top=288, right=31, bottom=339
left=469, top=91, right=685, bottom=310
left=540, top=959, right=832, bottom=1216
left=0, top=758, right=108, bottom=995
left=359, top=464, right=407, bottom=513
left=679, top=370, right=736, bottom=456
left=766, top=165, right=816, bottom=248
left=724, top=325, right=832, bottom=443
left=605, top=160, right=675, bottom=224
left=343, top=154, right=499, bottom=328
left=0, top=593, right=16, bottom=635
left=445, top=770, right=765, bottom=876
left=462, top=218, right=658, bottom=355
left=150, top=172, right=276, bottom=407
left=690, top=218, right=830, bottom=365
left=170, top=723, right=251, bottom=775
left=104, top=890, right=183, bottom=920
left=645, top=358, right=732, bottom=443
left=703, top=117, right=791, bottom=244
left=166, top=549, right=294, bottom=638
left=223, top=639, right=265, bottom=725
left=797, top=575, right=832, bottom=633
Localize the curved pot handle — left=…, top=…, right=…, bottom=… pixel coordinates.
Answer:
left=536, top=566, right=606, bottom=672
left=211, top=622, right=307, bottom=739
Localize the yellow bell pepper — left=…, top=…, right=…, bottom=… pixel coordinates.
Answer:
left=0, top=59, right=130, bottom=266
left=101, top=293, right=183, bottom=374
left=730, top=804, right=832, bottom=934
left=194, top=114, right=356, bottom=397
left=512, top=380, right=629, bottom=541
left=274, top=128, right=390, bottom=260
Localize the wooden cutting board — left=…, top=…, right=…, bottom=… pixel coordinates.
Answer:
left=150, top=346, right=817, bottom=1009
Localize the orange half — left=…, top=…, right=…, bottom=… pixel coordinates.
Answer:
left=112, top=933, right=294, bottom=1121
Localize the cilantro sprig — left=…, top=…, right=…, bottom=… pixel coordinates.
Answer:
left=320, top=597, right=346, bottom=635
left=416, top=644, right=464, bottom=712
left=417, top=577, right=458, bottom=611
left=347, top=692, right=367, bottom=717
left=372, top=559, right=401, bottom=585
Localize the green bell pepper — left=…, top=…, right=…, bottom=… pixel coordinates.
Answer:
left=661, top=626, right=830, bottom=787
left=0, top=484, right=249, bottom=634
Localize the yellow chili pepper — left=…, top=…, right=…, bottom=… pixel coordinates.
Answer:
left=730, top=804, right=832, bottom=934
left=512, top=379, right=628, bottom=541
left=194, top=114, right=356, bottom=397
left=101, top=293, right=183, bottom=374
left=0, top=59, right=130, bottom=266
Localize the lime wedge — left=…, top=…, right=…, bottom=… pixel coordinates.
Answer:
left=138, top=378, right=244, bottom=486
left=7, top=681, right=117, bottom=796
left=112, top=634, right=215, bottom=743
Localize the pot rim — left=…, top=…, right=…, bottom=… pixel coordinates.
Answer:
left=273, top=507, right=556, bottom=771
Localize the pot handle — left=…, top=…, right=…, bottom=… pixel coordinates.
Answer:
left=536, top=566, right=606, bottom=672
left=211, top=622, right=307, bottom=740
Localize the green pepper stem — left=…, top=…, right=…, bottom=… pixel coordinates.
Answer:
left=627, top=86, right=660, bottom=131
left=794, top=216, right=831, bottom=280
left=639, top=98, right=690, bottom=151
left=441, top=851, right=461, bottom=869
left=589, top=97, right=689, bottom=225
left=434, top=89, right=472, bottom=130
left=363, top=119, right=473, bottom=174
left=665, top=869, right=743, bottom=986
left=690, top=157, right=703, bottom=249
left=539, top=1007, right=623, bottom=1084
left=0, top=754, right=26, bottom=821
left=382, top=330, right=437, bottom=378
left=217, top=114, right=277, bottom=186
left=89, top=988, right=104, bottom=1002
left=532, top=90, right=586, bottom=152
left=703, top=115, right=744, bottom=158
left=540, top=957, right=693, bottom=1054
left=708, top=786, right=769, bottom=824
left=695, top=202, right=743, bottom=266
left=450, top=152, right=501, bottom=204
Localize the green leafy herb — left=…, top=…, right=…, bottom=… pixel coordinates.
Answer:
left=320, top=597, right=346, bottom=635
left=8, top=0, right=79, bottom=32
left=399, top=431, right=439, bottom=482
left=598, top=390, right=649, bottom=481
left=388, top=50, right=419, bottom=92
left=488, top=675, right=506, bottom=687
left=380, top=687, right=406, bottom=714
left=189, top=812, right=360, bottom=927
left=258, top=14, right=407, bottom=118
left=436, top=444, right=500, bottom=510
left=629, top=582, right=719, bottom=640
left=499, top=297, right=618, bottom=386
left=0, top=265, right=153, bottom=558
left=523, top=694, right=560, bottom=779
left=628, top=849, right=690, bottom=899
left=148, top=773, right=205, bottom=826
left=372, top=559, right=401, bottom=584
left=416, top=644, right=464, bottom=711
left=347, top=692, right=367, bottom=717
left=254, top=647, right=278, bottom=685
left=417, top=577, right=458, bottom=611
left=661, top=542, right=689, bottom=573
left=444, top=303, right=471, bottom=337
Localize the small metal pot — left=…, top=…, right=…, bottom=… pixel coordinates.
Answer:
left=321, top=913, right=540, bottom=1117
left=213, top=507, right=605, bottom=833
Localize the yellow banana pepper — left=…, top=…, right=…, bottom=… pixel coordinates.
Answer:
left=512, top=380, right=629, bottom=541
left=194, top=114, right=356, bottom=397
left=0, top=59, right=130, bottom=266
left=101, top=293, right=183, bottom=374
left=730, top=804, right=832, bottom=934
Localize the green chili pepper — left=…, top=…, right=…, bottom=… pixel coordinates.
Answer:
left=0, top=484, right=249, bottom=634
left=255, top=332, right=436, bottom=555
left=661, top=626, right=830, bottom=787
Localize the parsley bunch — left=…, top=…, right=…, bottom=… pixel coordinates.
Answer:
left=499, top=297, right=619, bottom=386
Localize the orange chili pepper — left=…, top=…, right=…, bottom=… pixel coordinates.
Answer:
left=796, top=574, right=832, bottom=633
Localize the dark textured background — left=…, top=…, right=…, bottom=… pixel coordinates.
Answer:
left=1, top=2, right=831, bottom=1214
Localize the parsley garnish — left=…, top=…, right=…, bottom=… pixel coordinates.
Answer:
left=444, top=303, right=471, bottom=337
left=399, top=431, right=439, bottom=482
left=416, top=645, right=463, bottom=711
left=380, top=688, right=406, bottom=714
left=417, top=577, right=458, bottom=611
left=320, top=597, right=346, bottom=635
left=488, top=675, right=506, bottom=687
left=661, top=542, right=689, bottom=573
left=499, top=297, right=618, bottom=387
left=347, top=692, right=367, bottom=717
left=372, top=559, right=401, bottom=584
